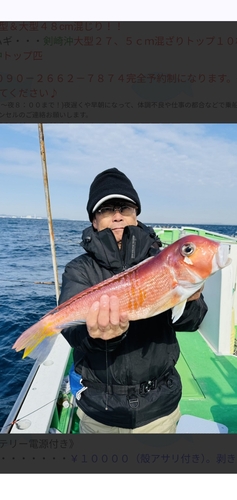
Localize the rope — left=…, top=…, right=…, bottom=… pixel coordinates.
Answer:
left=0, top=397, right=73, bottom=432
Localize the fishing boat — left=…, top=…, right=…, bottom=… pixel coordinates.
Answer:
left=2, top=224, right=237, bottom=435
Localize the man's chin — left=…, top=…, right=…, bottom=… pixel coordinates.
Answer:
left=112, top=228, right=124, bottom=241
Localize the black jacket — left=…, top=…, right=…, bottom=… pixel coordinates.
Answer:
left=59, top=221, right=208, bottom=428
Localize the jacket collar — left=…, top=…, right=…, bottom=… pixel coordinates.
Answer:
left=80, top=221, right=161, bottom=272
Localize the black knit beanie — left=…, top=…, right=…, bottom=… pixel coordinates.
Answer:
left=87, top=168, right=141, bottom=221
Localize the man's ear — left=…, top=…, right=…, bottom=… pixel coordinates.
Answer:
left=92, top=217, right=97, bottom=230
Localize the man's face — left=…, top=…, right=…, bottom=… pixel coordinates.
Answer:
left=92, top=198, right=138, bottom=245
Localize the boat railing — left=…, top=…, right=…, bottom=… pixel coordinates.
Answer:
left=1, top=335, right=71, bottom=434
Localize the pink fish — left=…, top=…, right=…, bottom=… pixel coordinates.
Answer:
left=12, top=235, right=231, bottom=362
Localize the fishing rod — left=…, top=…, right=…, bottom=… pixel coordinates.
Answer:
left=38, top=124, right=60, bottom=305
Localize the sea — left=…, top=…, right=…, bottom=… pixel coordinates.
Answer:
left=1, top=216, right=237, bottom=432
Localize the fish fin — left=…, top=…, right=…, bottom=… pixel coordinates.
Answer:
left=56, top=320, right=86, bottom=329
left=24, top=335, right=58, bottom=363
left=171, top=300, right=187, bottom=323
left=12, top=317, right=59, bottom=360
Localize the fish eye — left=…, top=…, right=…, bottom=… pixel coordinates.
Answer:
left=181, top=243, right=196, bottom=256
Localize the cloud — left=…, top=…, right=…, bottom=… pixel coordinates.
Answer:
left=0, top=123, right=236, bottom=223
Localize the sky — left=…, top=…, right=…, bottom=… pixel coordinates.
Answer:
left=0, top=122, right=236, bottom=225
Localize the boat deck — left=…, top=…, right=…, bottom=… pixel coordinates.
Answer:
left=177, top=330, right=237, bottom=434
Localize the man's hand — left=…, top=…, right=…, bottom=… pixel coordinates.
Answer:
left=187, top=285, right=204, bottom=302
left=86, top=294, right=129, bottom=340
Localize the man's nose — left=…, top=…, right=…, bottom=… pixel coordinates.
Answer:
left=113, top=208, right=123, bottom=218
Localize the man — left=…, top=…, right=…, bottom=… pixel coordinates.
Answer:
left=59, top=168, right=208, bottom=433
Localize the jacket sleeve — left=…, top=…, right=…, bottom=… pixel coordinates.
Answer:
left=173, top=294, right=208, bottom=332
left=58, top=257, right=127, bottom=353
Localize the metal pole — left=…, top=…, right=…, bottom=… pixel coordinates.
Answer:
left=38, top=123, right=60, bottom=305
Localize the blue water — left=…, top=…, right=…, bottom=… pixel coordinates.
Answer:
left=0, top=217, right=237, bottom=431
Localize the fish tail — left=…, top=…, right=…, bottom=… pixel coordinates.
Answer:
left=12, top=317, right=59, bottom=361
left=23, top=335, right=58, bottom=363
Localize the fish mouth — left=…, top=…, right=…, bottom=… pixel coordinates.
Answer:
left=216, top=244, right=232, bottom=269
